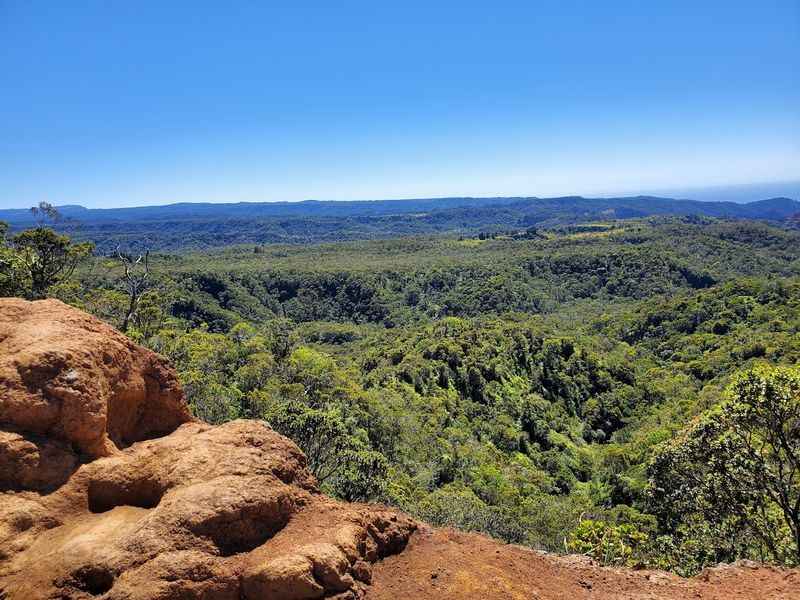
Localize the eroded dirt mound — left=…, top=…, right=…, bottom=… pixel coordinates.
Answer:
left=0, top=419, right=416, bottom=600
left=0, top=298, right=190, bottom=490
left=0, top=300, right=797, bottom=599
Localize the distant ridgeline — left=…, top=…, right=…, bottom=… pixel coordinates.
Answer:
left=1, top=195, right=798, bottom=252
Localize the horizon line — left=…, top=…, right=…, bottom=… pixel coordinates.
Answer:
left=2, top=179, right=799, bottom=212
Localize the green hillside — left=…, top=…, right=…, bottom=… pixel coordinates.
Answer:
left=3, top=215, right=799, bottom=573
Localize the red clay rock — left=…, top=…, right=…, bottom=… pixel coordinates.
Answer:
left=0, top=299, right=189, bottom=469
left=0, top=430, right=77, bottom=491
left=0, top=300, right=797, bottom=600
left=0, top=418, right=417, bottom=600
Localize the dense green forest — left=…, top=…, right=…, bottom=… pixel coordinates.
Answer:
left=1, top=195, right=798, bottom=252
left=2, top=210, right=799, bottom=574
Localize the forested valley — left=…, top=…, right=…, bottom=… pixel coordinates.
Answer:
left=3, top=209, right=800, bottom=574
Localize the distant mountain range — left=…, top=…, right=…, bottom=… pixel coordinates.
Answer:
left=2, top=195, right=799, bottom=252
left=632, top=180, right=800, bottom=204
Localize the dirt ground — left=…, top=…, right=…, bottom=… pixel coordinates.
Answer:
left=368, top=528, right=800, bottom=600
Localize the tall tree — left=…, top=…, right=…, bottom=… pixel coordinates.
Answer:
left=647, top=366, right=800, bottom=565
left=10, top=204, right=93, bottom=300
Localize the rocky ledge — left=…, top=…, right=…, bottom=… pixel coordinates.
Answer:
left=0, top=299, right=797, bottom=599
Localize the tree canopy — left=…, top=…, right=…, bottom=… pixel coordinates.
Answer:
left=9, top=215, right=800, bottom=574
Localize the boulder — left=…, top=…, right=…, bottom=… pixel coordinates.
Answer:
left=0, top=299, right=189, bottom=473
left=0, top=300, right=416, bottom=600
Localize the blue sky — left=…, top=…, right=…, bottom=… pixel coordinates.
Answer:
left=1, top=1, right=798, bottom=208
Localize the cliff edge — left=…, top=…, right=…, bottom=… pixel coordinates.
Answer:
left=0, top=299, right=796, bottom=599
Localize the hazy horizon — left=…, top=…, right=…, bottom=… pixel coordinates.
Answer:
left=2, top=179, right=799, bottom=211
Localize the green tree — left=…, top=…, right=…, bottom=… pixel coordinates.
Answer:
left=255, top=397, right=387, bottom=501
left=0, top=222, right=22, bottom=296
left=248, top=346, right=388, bottom=501
left=647, top=365, right=800, bottom=566
left=9, top=205, right=93, bottom=299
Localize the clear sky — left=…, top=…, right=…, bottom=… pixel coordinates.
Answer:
left=1, top=0, right=798, bottom=208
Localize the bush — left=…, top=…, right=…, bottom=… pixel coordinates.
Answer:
left=566, top=519, right=648, bottom=566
